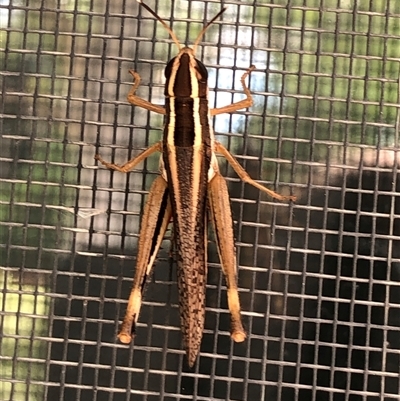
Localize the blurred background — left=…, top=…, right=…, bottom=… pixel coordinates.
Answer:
left=1, top=0, right=399, bottom=400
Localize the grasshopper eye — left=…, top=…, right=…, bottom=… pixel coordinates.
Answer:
left=165, top=57, right=177, bottom=78
left=195, top=60, right=208, bottom=83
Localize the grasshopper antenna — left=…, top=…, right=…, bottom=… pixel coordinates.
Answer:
left=137, top=1, right=226, bottom=55
left=193, top=7, right=226, bottom=54
left=137, top=0, right=182, bottom=51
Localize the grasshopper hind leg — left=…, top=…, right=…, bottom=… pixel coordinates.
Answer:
left=208, top=173, right=246, bottom=342
left=118, top=176, right=172, bottom=343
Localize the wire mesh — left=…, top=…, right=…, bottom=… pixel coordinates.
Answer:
left=1, top=0, right=399, bottom=400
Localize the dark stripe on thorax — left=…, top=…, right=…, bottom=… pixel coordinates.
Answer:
left=164, top=98, right=211, bottom=147
left=167, top=146, right=210, bottom=241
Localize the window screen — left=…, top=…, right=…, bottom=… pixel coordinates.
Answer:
left=1, top=1, right=399, bottom=400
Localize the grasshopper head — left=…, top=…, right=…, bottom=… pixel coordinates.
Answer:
left=164, top=48, right=208, bottom=98
left=138, top=2, right=226, bottom=98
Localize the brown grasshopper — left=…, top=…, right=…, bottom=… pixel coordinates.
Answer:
left=95, top=1, right=295, bottom=367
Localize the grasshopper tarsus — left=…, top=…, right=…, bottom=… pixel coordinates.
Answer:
left=283, top=194, right=297, bottom=202
left=127, top=69, right=141, bottom=93
left=118, top=332, right=133, bottom=344
left=94, top=154, right=128, bottom=173
left=118, top=313, right=137, bottom=344
left=243, top=64, right=256, bottom=77
left=231, top=330, right=246, bottom=343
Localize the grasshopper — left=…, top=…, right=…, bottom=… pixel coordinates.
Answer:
left=95, top=1, right=295, bottom=367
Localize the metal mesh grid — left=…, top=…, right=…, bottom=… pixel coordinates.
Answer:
left=1, top=0, right=399, bottom=400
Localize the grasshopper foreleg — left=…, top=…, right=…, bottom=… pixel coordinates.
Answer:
left=210, top=66, right=255, bottom=116
left=126, top=70, right=166, bottom=115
